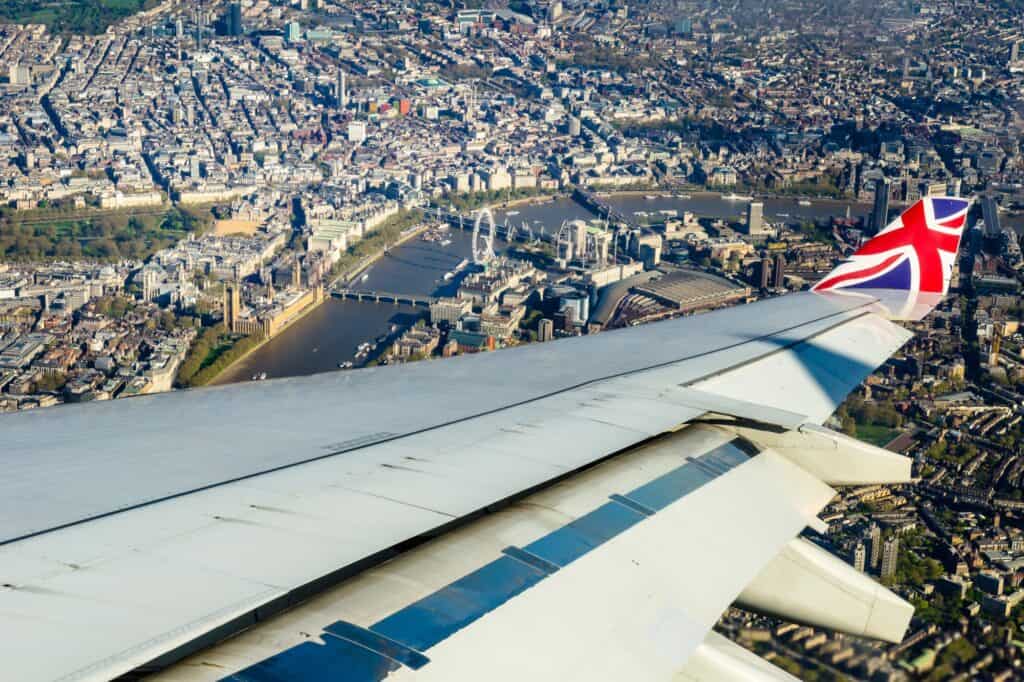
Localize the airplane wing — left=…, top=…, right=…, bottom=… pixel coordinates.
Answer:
left=0, top=197, right=970, bottom=682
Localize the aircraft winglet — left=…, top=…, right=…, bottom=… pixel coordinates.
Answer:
left=812, top=196, right=972, bottom=320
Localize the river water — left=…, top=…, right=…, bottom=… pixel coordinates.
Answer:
left=214, top=191, right=1005, bottom=385
left=214, top=229, right=488, bottom=384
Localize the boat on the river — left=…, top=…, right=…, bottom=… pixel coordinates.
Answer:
left=723, top=192, right=753, bottom=201
left=798, top=199, right=812, bottom=206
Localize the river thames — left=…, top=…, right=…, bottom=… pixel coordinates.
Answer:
left=214, top=192, right=1009, bottom=385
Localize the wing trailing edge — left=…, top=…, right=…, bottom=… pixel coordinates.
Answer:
left=725, top=422, right=912, bottom=486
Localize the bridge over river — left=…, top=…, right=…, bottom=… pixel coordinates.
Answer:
left=332, top=288, right=438, bottom=308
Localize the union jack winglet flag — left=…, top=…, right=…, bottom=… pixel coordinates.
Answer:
left=812, top=196, right=971, bottom=297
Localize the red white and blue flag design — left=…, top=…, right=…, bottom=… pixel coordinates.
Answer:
left=813, top=196, right=970, bottom=296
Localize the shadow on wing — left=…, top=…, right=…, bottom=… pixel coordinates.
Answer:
left=723, top=328, right=885, bottom=411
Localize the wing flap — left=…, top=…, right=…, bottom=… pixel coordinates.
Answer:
left=382, top=450, right=834, bottom=681
left=737, top=537, right=913, bottom=644
left=676, top=631, right=799, bottom=681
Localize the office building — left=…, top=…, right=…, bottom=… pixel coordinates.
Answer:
left=538, top=317, right=554, bottom=342
left=982, top=195, right=1001, bottom=236
left=745, top=201, right=766, bottom=235
left=870, top=178, right=890, bottom=234
left=348, top=121, right=367, bottom=144
left=880, top=536, right=899, bottom=579
left=852, top=542, right=866, bottom=573
left=559, top=291, right=589, bottom=325
left=225, top=3, right=242, bottom=36
left=285, top=22, right=301, bottom=43
left=759, top=255, right=771, bottom=290
left=337, top=67, right=347, bottom=109
left=429, top=298, right=472, bottom=326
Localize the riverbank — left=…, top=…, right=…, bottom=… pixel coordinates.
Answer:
left=202, top=290, right=326, bottom=387
left=177, top=288, right=326, bottom=388
left=496, top=192, right=567, bottom=210
left=206, top=218, right=432, bottom=386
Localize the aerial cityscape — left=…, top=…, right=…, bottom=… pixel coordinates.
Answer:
left=4, top=0, right=1024, bottom=680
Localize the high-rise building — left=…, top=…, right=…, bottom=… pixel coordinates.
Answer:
left=1011, top=40, right=1020, bottom=66
left=982, top=195, right=1001, bottom=236
left=880, top=536, right=900, bottom=579
left=759, top=255, right=771, bottom=290
left=337, top=67, right=347, bottom=109
left=870, top=178, right=890, bottom=234
left=852, top=542, right=866, bottom=573
left=869, top=523, right=882, bottom=569
left=285, top=21, right=301, bottom=43
left=745, top=201, right=765, bottom=235
left=538, top=317, right=554, bottom=342
left=976, top=571, right=1004, bottom=595
left=226, top=2, right=242, bottom=36
left=772, top=253, right=785, bottom=289
left=194, top=7, right=204, bottom=50
left=223, top=283, right=241, bottom=333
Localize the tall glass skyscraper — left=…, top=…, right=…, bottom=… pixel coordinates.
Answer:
left=871, top=177, right=890, bottom=235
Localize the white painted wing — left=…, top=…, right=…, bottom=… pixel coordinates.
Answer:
left=0, top=292, right=916, bottom=681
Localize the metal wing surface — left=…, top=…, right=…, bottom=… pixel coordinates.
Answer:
left=0, top=291, right=916, bottom=681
